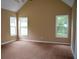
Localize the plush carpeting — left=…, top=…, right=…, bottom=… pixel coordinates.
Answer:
left=1, top=41, right=73, bottom=59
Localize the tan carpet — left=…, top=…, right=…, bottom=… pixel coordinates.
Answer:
left=1, top=41, right=73, bottom=59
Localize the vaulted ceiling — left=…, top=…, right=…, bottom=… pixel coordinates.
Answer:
left=1, top=0, right=28, bottom=12
left=1, top=0, right=75, bottom=12
left=62, top=0, right=75, bottom=7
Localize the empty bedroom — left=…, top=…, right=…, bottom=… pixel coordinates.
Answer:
left=1, top=0, right=77, bottom=59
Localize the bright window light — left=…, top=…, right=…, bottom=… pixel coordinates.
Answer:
left=10, top=17, right=17, bottom=36
left=56, top=15, right=69, bottom=38
left=19, top=17, right=28, bottom=36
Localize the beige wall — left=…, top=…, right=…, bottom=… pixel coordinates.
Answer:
left=18, top=0, right=72, bottom=43
left=1, top=9, right=17, bottom=43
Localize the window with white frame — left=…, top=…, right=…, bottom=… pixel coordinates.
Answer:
left=56, top=15, right=69, bottom=38
left=10, top=17, right=17, bottom=36
left=19, top=17, right=28, bottom=36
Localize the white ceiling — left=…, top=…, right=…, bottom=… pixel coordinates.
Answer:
left=1, top=0, right=28, bottom=12
left=62, top=0, right=75, bottom=7
left=1, top=0, right=75, bottom=12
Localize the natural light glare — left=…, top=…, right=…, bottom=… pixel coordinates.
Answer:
left=19, top=17, right=28, bottom=36
left=56, top=15, right=69, bottom=38
left=10, top=17, right=17, bottom=36
left=64, top=24, right=68, bottom=27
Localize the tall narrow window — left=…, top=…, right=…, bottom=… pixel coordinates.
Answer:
left=19, top=17, right=28, bottom=36
left=10, top=17, right=17, bottom=36
left=56, top=15, right=69, bottom=38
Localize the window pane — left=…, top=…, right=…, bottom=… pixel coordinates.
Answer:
left=10, top=17, right=16, bottom=26
left=10, top=27, right=16, bottom=36
left=56, top=15, right=68, bottom=38
left=21, top=22, right=27, bottom=27
left=19, top=17, right=28, bottom=27
left=20, top=28, right=28, bottom=36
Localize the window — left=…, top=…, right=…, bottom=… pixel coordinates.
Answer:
left=19, top=17, right=28, bottom=36
left=56, top=15, right=69, bottom=38
left=10, top=17, right=17, bottom=36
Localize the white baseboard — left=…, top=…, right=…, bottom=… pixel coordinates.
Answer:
left=1, top=40, right=16, bottom=45
left=21, top=40, right=70, bottom=45
left=1, top=39, right=70, bottom=45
